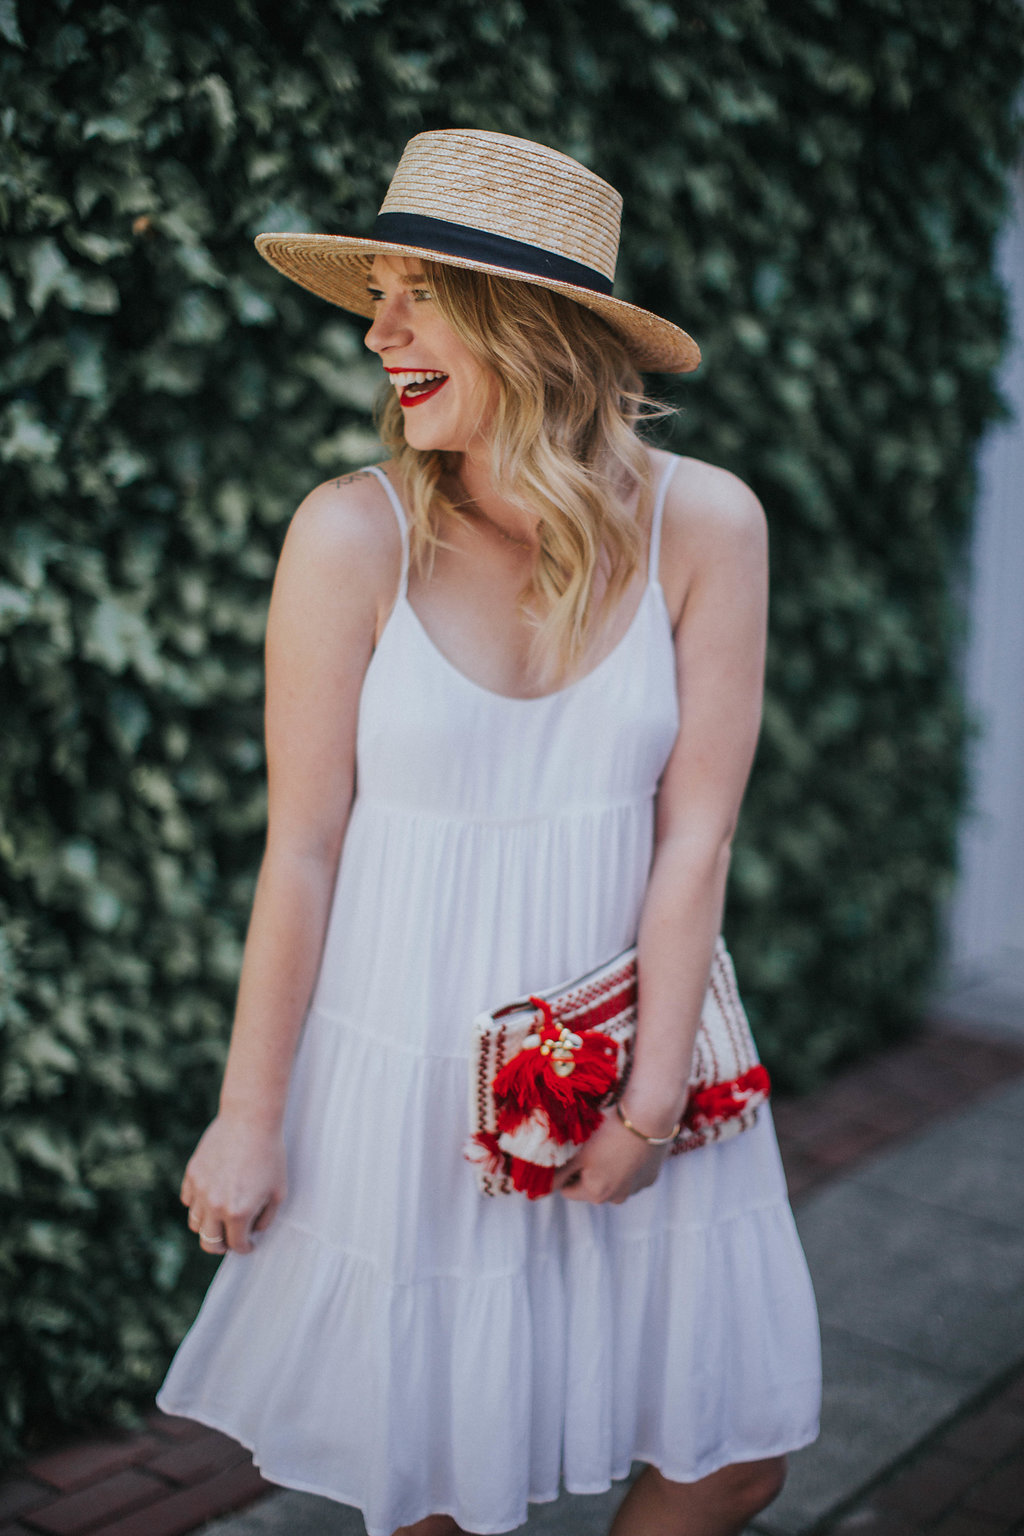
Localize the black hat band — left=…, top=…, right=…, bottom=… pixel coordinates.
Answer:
left=371, top=212, right=615, bottom=296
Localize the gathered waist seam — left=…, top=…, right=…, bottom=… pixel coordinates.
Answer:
left=303, top=1002, right=471, bottom=1061
left=350, top=792, right=654, bottom=827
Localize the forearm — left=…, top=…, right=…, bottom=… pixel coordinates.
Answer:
left=217, top=840, right=342, bottom=1130
left=625, top=832, right=733, bottom=1133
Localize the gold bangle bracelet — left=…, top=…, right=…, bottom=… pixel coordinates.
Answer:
left=615, top=1099, right=682, bottom=1146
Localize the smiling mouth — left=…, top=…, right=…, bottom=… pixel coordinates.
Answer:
left=386, top=369, right=449, bottom=407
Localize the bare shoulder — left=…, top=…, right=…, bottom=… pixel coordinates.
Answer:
left=282, top=467, right=403, bottom=586
left=646, top=449, right=767, bottom=621
left=650, top=448, right=765, bottom=542
left=271, top=465, right=405, bottom=643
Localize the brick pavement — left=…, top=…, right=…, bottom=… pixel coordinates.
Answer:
left=1, top=1022, right=1023, bottom=1536
left=0, top=1416, right=270, bottom=1536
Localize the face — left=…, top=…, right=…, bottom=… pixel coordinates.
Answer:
left=364, top=255, right=497, bottom=456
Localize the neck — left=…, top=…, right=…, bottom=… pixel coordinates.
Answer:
left=454, top=454, right=540, bottom=550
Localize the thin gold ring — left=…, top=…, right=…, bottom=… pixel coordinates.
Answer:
left=199, top=1230, right=226, bottom=1244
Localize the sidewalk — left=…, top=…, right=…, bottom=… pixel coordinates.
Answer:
left=763, top=1066, right=1024, bottom=1533
left=3, top=1025, right=1024, bottom=1536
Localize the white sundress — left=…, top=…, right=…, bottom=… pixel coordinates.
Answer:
left=157, top=454, right=821, bottom=1535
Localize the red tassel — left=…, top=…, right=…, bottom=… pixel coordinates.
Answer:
left=491, top=1008, right=619, bottom=1148
left=509, top=1157, right=557, bottom=1199
left=469, top=1130, right=508, bottom=1174
left=687, top=1065, right=771, bottom=1128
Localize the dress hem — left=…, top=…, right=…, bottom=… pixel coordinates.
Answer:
left=155, top=1393, right=819, bottom=1536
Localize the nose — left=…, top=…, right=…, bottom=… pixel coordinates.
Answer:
left=364, top=293, right=411, bottom=355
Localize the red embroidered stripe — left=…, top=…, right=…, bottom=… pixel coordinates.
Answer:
left=559, top=980, right=637, bottom=1033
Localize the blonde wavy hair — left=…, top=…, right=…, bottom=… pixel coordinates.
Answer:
left=375, top=260, right=670, bottom=684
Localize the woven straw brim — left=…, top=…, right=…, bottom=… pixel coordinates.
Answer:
left=254, top=233, right=701, bottom=374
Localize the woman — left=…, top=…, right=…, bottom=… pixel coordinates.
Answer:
left=158, top=129, right=820, bottom=1536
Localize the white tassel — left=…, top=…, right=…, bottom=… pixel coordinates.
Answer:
left=497, top=1112, right=579, bottom=1168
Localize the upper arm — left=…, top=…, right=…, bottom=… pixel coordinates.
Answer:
left=263, top=471, right=402, bottom=864
left=654, top=458, right=768, bottom=853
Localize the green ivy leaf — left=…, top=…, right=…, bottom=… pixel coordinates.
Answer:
left=11, top=1127, right=80, bottom=1185
left=0, top=0, right=24, bottom=48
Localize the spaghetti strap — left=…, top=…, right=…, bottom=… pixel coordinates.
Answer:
left=363, top=464, right=410, bottom=599
left=648, top=454, right=680, bottom=588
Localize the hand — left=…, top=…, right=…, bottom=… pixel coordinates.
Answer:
left=552, top=1111, right=669, bottom=1205
left=181, top=1114, right=288, bottom=1255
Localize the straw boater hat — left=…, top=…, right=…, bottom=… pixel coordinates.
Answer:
left=255, top=129, right=700, bottom=374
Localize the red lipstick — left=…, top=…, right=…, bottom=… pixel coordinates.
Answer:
left=382, top=369, right=450, bottom=408
left=400, top=378, right=447, bottom=407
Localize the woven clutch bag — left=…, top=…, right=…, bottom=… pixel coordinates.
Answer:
left=465, top=937, right=770, bottom=1198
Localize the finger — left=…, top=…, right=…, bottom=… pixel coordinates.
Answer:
left=550, top=1158, right=581, bottom=1192
left=224, top=1210, right=257, bottom=1254
left=180, top=1174, right=193, bottom=1206
left=198, top=1223, right=227, bottom=1253
left=186, top=1206, right=202, bottom=1233
left=252, top=1195, right=282, bottom=1234
left=559, top=1172, right=594, bottom=1201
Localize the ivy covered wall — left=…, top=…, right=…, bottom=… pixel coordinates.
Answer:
left=1, top=0, right=1021, bottom=1455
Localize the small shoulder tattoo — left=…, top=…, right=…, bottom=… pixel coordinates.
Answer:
left=330, top=470, right=374, bottom=489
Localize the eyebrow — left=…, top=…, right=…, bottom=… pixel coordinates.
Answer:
left=366, top=271, right=429, bottom=289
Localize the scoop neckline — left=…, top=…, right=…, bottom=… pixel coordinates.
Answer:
left=397, top=582, right=669, bottom=705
